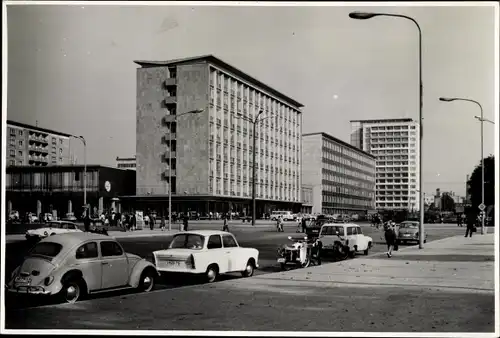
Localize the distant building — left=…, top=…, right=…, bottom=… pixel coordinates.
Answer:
left=350, top=118, right=420, bottom=211
left=302, top=132, right=376, bottom=216
left=6, top=120, right=73, bottom=167
left=129, top=55, right=304, bottom=216
left=6, top=165, right=136, bottom=218
left=116, top=156, right=136, bottom=170
left=300, top=185, right=313, bottom=214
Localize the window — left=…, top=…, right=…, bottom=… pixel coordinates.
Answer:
left=76, top=242, right=98, bottom=259
left=100, top=241, right=124, bottom=257
left=9, top=150, right=15, bottom=157
left=10, top=128, right=16, bottom=136
left=18, top=151, right=23, bottom=157
left=207, top=235, right=222, bottom=249
left=222, top=235, right=238, bottom=248
left=29, top=242, right=63, bottom=259
left=19, top=140, right=23, bottom=147
left=169, top=234, right=204, bottom=250
left=59, top=149, right=63, bottom=155
left=18, top=130, right=23, bottom=136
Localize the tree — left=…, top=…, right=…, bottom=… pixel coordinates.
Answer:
left=441, top=193, right=456, bottom=212
left=467, top=155, right=495, bottom=211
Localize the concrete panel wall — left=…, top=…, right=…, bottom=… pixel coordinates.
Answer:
left=302, top=134, right=323, bottom=214
left=175, top=63, right=210, bottom=195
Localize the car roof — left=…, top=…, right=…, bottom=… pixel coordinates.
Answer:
left=322, top=222, right=360, bottom=227
left=48, top=220, right=76, bottom=224
left=175, top=230, right=234, bottom=237
left=40, top=232, right=112, bottom=247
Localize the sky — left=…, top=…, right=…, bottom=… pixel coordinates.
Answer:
left=5, top=2, right=498, bottom=197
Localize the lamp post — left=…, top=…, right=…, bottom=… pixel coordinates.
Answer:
left=167, top=109, right=204, bottom=231
left=233, top=110, right=273, bottom=226
left=439, top=97, right=489, bottom=234
left=72, top=135, right=87, bottom=214
left=349, top=11, right=425, bottom=249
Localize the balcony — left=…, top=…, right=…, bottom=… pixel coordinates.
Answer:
left=29, top=134, right=49, bottom=145
left=28, top=155, right=49, bottom=164
left=165, top=169, right=176, bottom=176
left=163, top=133, right=177, bottom=141
left=163, top=96, right=177, bottom=105
left=29, top=145, right=49, bottom=154
left=164, top=151, right=176, bottom=158
left=163, top=78, right=177, bottom=87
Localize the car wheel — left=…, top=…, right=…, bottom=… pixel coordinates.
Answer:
left=280, top=263, right=288, bottom=271
left=61, top=278, right=85, bottom=304
left=206, top=264, right=219, bottom=283
left=50, top=233, right=56, bottom=236
left=138, top=268, right=156, bottom=292
left=241, top=259, right=255, bottom=277
left=363, top=247, right=369, bottom=255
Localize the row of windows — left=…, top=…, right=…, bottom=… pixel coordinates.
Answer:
left=9, top=127, right=67, bottom=144
left=6, top=171, right=99, bottom=191
left=322, top=140, right=374, bottom=167
left=322, top=161, right=374, bottom=183
left=209, top=69, right=301, bottom=126
left=322, top=181, right=374, bottom=198
left=322, top=195, right=373, bottom=208
left=370, top=143, right=414, bottom=149
left=370, top=125, right=417, bottom=131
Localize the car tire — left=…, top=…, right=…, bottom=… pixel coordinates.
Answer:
left=138, top=268, right=156, bottom=292
left=206, top=264, right=219, bottom=283
left=280, top=263, right=288, bottom=271
left=50, top=233, right=56, bottom=236
left=60, top=278, right=85, bottom=304
left=241, top=259, right=255, bottom=277
left=363, top=247, right=369, bottom=255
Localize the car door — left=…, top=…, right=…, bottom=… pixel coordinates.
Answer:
left=319, top=225, right=334, bottom=250
left=222, top=234, right=240, bottom=272
left=207, top=235, right=228, bottom=273
left=353, top=226, right=367, bottom=251
left=99, top=240, right=130, bottom=289
left=346, top=226, right=358, bottom=251
left=74, top=241, right=102, bottom=291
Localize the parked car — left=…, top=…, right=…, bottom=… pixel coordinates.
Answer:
left=317, top=223, right=373, bottom=257
left=6, top=232, right=158, bottom=303
left=25, top=221, right=82, bottom=242
left=153, top=230, right=259, bottom=283
left=25, top=212, right=39, bottom=223
left=397, top=221, right=427, bottom=244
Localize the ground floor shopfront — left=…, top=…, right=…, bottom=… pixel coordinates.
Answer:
left=119, top=195, right=302, bottom=218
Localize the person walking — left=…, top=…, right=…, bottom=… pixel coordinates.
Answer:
left=222, top=215, right=229, bottom=232
left=301, top=216, right=308, bottom=233
left=160, top=216, right=166, bottom=231
left=383, top=223, right=397, bottom=258
left=465, top=210, right=476, bottom=238
left=83, top=211, right=91, bottom=232
left=183, top=214, right=189, bottom=231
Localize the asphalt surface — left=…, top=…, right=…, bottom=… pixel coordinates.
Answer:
left=4, top=222, right=469, bottom=312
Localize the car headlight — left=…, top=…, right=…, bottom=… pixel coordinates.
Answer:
left=44, top=276, right=54, bottom=286
left=44, top=231, right=48, bottom=236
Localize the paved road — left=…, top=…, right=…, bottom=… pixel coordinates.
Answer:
left=4, top=223, right=468, bottom=312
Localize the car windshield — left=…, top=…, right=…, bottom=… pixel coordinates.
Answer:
left=169, top=234, right=205, bottom=250
left=47, top=222, right=63, bottom=229
left=400, top=222, right=418, bottom=229
left=28, top=242, right=63, bottom=259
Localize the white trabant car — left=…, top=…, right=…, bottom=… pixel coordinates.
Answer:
left=318, top=223, right=373, bottom=256
left=7, top=232, right=159, bottom=303
left=26, top=221, right=82, bottom=242
left=153, top=230, right=259, bottom=283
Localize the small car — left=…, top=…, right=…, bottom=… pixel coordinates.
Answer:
left=317, top=223, right=373, bottom=256
left=7, top=232, right=158, bottom=303
left=25, top=221, right=82, bottom=242
left=153, top=230, right=259, bottom=283
left=397, top=221, right=427, bottom=244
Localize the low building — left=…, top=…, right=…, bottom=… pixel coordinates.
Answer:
left=6, top=165, right=136, bottom=219
left=116, top=156, right=137, bottom=170
left=302, top=132, right=376, bottom=217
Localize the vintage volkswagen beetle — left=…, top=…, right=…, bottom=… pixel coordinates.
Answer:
left=6, top=232, right=159, bottom=303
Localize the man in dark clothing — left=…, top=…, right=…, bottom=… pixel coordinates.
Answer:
left=301, top=217, right=308, bottom=233
left=183, top=215, right=189, bottom=231
left=83, top=212, right=91, bottom=232
left=384, top=224, right=397, bottom=258
left=465, top=211, right=476, bottom=237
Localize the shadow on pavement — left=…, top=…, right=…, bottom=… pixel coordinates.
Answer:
left=366, top=254, right=494, bottom=263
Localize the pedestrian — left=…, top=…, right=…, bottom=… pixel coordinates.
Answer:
left=301, top=216, right=307, bottom=233
left=464, top=211, right=476, bottom=237
left=131, top=212, right=136, bottom=231
left=457, top=213, right=462, bottom=227
left=222, top=215, right=229, bottom=232
left=383, top=223, right=397, bottom=258
left=183, top=214, right=189, bottom=231
left=160, top=216, right=166, bottom=231
left=83, top=211, right=91, bottom=232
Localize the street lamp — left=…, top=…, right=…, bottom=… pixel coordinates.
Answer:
left=233, top=110, right=273, bottom=226
left=167, top=109, right=204, bottom=231
left=474, top=116, right=495, bottom=125
left=349, top=11, right=425, bottom=249
left=439, top=97, right=489, bottom=234
left=72, top=135, right=87, bottom=214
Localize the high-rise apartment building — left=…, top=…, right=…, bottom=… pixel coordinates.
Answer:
left=350, top=118, right=420, bottom=211
left=6, top=120, right=72, bottom=167
left=133, top=55, right=303, bottom=215
left=302, top=132, right=376, bottom=216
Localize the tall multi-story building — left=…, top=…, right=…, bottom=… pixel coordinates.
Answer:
left=132, top=55, right=303, bottom=216
left=116, top=156, right=137, bottom=170
left=6, top=120, right=72, bottom=167
left=350, top=118, right=421, bottom=211
left=302, top=132, right=376, bottom=216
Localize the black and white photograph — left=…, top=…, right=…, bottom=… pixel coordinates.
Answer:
left=1, top=1, right=498, bottom=335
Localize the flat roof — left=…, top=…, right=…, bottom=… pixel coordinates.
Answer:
left=134, top=54, right=304, bottom=109
left=349, top=118, right=414, bottom=123
left=302, top=132, right=375, bottom=159
left=7, top=120, right=73, bottom=138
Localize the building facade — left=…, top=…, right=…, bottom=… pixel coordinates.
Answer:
left=116, top=156, right=137, bottom=170
left=132, top=55, right=303, bottom=215
left=302, top=132, right=376, bottom=216
left=6, top=165, right=136, bottom=219
left=350, top=118, right=421, bottom=211
left=7, top=120, right=73, bottom=167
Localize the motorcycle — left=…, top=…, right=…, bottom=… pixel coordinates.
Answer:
left=277, top=235, right=321, bottom=270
